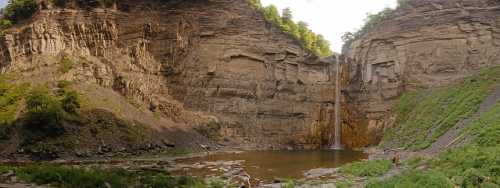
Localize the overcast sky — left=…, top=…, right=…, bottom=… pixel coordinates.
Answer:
left=0, top=0, right=397, bottom=52
left=261, top=0, right=398, bottom=52
left=0, top=0, right=6, bottom=10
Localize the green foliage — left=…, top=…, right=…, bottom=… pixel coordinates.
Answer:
left=0, top=78, right=29, bottom=140
left=61, top=91, right=81, bottom=114
left=247, top=0, right=333, bottom=57
left=339, top=159, right=392, bottom=177
left=76, top=0, right=116, bottom=8
left=24, top=86, right=65, bottom=137
left=381, top=67, right=500, bottom=150
left=51, top=0, right=67, bottom=8
left=2, top=0, right=38, bottom=23
left=366, top=170, right=454, bottom=188
left=195, top=121, right=223, bottom=141
left=335, top=180, right=353, bottom=188
left=7, top=164, right=222, bottom=188
left=0, top=19, right=13, bottom=37
left=98, top=0, right=116, bottom=8
left=431, top=146, right=500, bottom=187
left=0, top=78, right=29, bottom=125
left=59, top=56, right=74, bottom=73
left=463, top=102, right=500, bottom=147
left=341, top=0, right=409, bottom=52
left=281, top=179, right=296, bottom=188
left=17, top=165, right=131, bottom=188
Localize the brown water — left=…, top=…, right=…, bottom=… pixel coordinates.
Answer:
left=173, top=150, right=367, bottom=183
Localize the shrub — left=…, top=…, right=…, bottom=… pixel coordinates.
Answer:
left=51, top=0, right=67, bottom=8
left=0, top=19, right=13, bottom=36
left=24, top=86, right=65, bottom=138
left=61, top=91, right=80, bottom=114
left=2, top=0, right=38, bottom=23
left=282, top=179, right=296, bottom=188
left=98, top=0, right=116, bottom=8
left=339, top=159, right=392, bottom=177
left=17, top=165, right=130, bottom=188
left=59, top=56, right=73, bottom=73
left=195, top=121, right=223, bottom=141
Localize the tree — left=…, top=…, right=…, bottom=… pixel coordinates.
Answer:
left=282, top=8, right=293, bottom=22
left=248, top=1, right=333, bottom=57
left=3, top=0, right=38, bottom=23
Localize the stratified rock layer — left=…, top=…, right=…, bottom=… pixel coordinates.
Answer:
left=344, top=0, right=500, bottom=144
left=0, top=0, right=342, bottom=149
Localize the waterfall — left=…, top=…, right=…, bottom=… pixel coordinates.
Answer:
left=331, top=55, right=343, bottom=150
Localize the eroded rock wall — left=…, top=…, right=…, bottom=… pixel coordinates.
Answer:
left=0, top=0, right=339, bottom=149
left=344, top=0, right=500, bottom=144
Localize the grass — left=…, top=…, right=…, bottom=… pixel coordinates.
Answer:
left=0, top=77, right=30, bottom=139
left=335, top=180, right=353, bottom=188
left=1, top=164, right=225, bottom=188
left=339, top=159, right=392, bottom=177
left=381, top=67, right=500, bottom=150
left=366, top=170, right=454, bottom=188
left=373, top=90, right=500, bottom=187
left=0, top=80, right=29, bottom=125
left=427, top=103, right=500, bottom=187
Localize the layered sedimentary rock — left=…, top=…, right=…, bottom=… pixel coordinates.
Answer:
left=344, top=0, right=500, bottom=144
left=0, top=0, right=342, bottom=149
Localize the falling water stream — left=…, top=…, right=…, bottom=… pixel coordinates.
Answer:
left=330, top=55, right=343, bottom=150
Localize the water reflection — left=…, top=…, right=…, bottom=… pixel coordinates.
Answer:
left=173, top=150, right=367, bottom=183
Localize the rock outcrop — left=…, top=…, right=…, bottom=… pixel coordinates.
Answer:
left=0, top=0, right=343, bottom=150
left=343, top=0, right=500, bottom=145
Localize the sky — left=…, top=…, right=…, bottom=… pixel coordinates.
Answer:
left=0, top=0, right=6, bottom=10
left=0, top=0, right=398, bottom=52
left=261, top=0, right=398, bottom=52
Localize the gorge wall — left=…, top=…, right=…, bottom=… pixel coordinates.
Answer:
left=0, top=0, right=347, bottom=150
left=343, top=0, right=500, bottom=144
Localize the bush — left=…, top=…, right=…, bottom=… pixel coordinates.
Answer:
left=0, top=19, right=13, bottom=36
left=61, top=91, right=80, bottom=114
left=59, top=56, right=73, bottom=73
left=17, top=165, right=130, bottom=188
left=339, top=159, right=392, bottom=177
left=51, top=0, right=67, bottom=8
left=24, top=86, right=65, bottom=138
left=3, top=0, right=38, bottom=23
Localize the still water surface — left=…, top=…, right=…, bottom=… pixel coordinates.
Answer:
left=173, top=150, right=367, bottom=183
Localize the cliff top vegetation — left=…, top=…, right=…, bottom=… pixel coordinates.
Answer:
left=248, top=0, right=333, bottom=57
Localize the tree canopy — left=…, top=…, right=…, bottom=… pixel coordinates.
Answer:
left=341, top=0, right=410, bottom=52
left=248, top=0, right=333, bottom=57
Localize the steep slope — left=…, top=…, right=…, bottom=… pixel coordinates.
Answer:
left=0, top=0, right=354, bottom=158
left=343, top=0, right=500, bottom=145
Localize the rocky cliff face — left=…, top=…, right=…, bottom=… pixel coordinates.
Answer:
left=0, top=0, right=344, bottom=150
left=344, top=0, right=500, bottom=144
